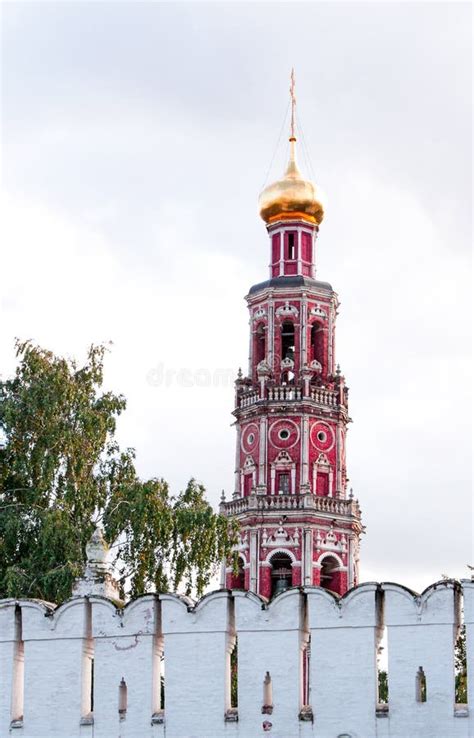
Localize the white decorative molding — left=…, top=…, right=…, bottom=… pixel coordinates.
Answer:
left=273, top=450, right=293, bottom=466
left=242, top=455, right=256, bottom=472
left=314, top=529, right=346, bottom=555
left=263, top=544, right=298, bottom=563
left=280, top=356, right=295, bottom=371
left=253, top=306, right=267, bottom=321
left=257, top=360, right=272, bottom=375
left=309, top=359, right=322, bottom=373
left=309, top=304, right=327, bottom=319
left=276, top=300, right=298, bottom=318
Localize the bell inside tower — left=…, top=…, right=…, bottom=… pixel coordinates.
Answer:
left=270, top=552, right=293, bottom=597
left=281, top=322, right=295, bottom=361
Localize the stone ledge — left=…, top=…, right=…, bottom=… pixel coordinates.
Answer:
left=224, top=708, right=239, bottom=722
left=299, top=705, right=314, bottom=722
left=151, top=711, right=165, bottom=725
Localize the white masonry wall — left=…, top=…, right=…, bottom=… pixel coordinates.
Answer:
left=0, top=580, right=472, bottom=738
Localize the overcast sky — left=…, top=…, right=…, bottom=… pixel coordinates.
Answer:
left=1, top=1, right=471, bottom=593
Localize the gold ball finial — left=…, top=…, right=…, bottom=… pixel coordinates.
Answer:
left=258, top=71, right=325, bottom=226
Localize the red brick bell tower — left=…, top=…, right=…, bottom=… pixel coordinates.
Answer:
left=221, top=76, right=363, bottom=598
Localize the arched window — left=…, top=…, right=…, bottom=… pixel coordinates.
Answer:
left=255, top=324, right=266, bottom=365
left=310, top=323, right=324, bottom=368
left=118, top=677, right=128, bottom=720
left=320, top=556, right=339, bottom=594
left=270, top=552, right=293, bottom=597
left=416, top=667, right=427, bottom=702
left=281, top=322, right=295, bottom=361
left=229, top=558, right=245, bottom=589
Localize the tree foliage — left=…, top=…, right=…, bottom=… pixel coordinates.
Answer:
left=0, top=341, right=238, bottom=602
left=455, top=624, right=467, bottom=703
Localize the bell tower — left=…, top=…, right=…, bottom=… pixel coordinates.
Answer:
left=221, top=75, right=363, bottom=598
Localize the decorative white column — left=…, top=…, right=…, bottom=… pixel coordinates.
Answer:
left=348, top=535, right=354, bottom=588
left=290, top=466, right=296, bottom=494
left=300, top=415, right=310, bottom=493
left=311, top=230, right=317, bottom=278
left=268, top=300, right=274, bottom=371
left=336, top=422, right=343, bottom=494
left=248, top=318, right=253, bottom=377
left=301, top=294, right=308, bottom=366
left=234, top=425, right=241, bottom=498
left=249, top=530, right=258, bottom=593
left=303, top=528, right=313, bottom=585
left=297, top=228, right=302, bottom=274
left=279, top=231, right=284, bottom=275
left=257, top=416, right=267, bottom=492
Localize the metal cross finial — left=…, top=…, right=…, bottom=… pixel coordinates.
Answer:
left=290, top=68, right=296, bottom=140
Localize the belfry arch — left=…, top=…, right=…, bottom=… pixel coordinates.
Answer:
left=269, top=551, right=293, bottom=598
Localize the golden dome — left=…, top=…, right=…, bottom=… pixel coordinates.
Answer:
left=258, top=138, right=325, bottom=226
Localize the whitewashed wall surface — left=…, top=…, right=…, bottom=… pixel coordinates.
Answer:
left=0, top=580, right=473, bottom=738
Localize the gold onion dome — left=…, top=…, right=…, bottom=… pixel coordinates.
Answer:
left=258, top=137, right=325, bottom=226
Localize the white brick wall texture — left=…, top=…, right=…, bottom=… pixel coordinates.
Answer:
left=0, top=581, right=472, bottom=738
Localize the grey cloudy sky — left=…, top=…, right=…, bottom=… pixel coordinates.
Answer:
left=1, top=1, right=472, bottom=592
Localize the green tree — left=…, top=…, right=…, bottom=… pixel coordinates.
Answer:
left=0, top=341, right=238, bottom=602
left=378, top=670, right=388, bottom=704
left=455, top=625, right=467, bottom=703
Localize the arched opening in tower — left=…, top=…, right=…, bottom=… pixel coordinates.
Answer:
left=255, top=324, right=266, bottom=365
left=229, top=557, right=245, bottom=589
left=281, top=322, right=295, bottom=362
left=319, top=556, right=340, bottom=595
left=310, top=323, right=324, bottom=371
left=270, top=552, right=293, bottom=598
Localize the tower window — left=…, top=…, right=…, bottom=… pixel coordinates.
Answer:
left=256, top=324, right=266, bottom=365
left=310, top=323, right=324, bottom=367
left=277, top=472, right=290, bottom=494
left=416, top=667, right=427, bottom=703
left=278, top=429, right=290, bottom=441
left=281, top=322, right=295, bottom=361
left=243, top=474, right=253, bottom=496
left=270, top=552, right=293, bottom=597
left=288, top=233, right=296, bottom=260
left=320, top=556, right=339, bottom=594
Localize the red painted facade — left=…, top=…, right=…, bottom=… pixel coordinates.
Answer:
left=221, top=155, right=363, bottom=600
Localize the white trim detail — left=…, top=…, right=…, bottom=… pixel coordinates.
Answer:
left=264, top=547, right=298, bottom=565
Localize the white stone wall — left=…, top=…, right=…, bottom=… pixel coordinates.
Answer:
left=0, top=581, right=472, bottom=738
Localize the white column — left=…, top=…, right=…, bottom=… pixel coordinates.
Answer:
left=301, top=415, right=309, bottom=490
left=303, top=529, right=313, bottom=585
left=348, top=535, right=354, bottom=588
left=270, top=467, right=276, bottom=495
left=249, top=530, right=258, bottom=593
left=234, top=425, right=241, bottom=498
left=297, top=228, right=302, bottom=274
left=268, top=300, right=274, bottom=373
left=301, top=295, right=307, bottom=366
left=279, top=231, right=284, bottom=276
left=336, top=423, right=343, bottom=494
left=258, top=417, right=267, bottom=490
left=328, top=304, right=334, bottom=374
left=312, top=230, right=317, bottom=278
left=248, top=318, right=253, bottom=377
